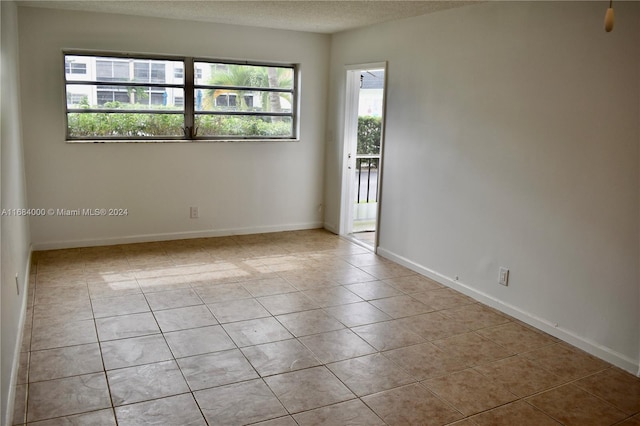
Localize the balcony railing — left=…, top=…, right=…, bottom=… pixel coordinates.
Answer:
left=355, top=155, right=379, bottom=204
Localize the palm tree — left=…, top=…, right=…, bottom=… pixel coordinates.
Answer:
left=265, top=67, right=293, bottom=120
left=203, top=65, right=262, bottom=110
left=205, top=64, right=292, bottom=116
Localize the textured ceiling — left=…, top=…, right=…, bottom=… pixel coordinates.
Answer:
left=17, top=1, right=478, bottom=34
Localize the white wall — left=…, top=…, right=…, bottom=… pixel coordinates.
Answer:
left=18, top=7, right=330, bottom=249
left=1, top=1, right=32, bottom=424
left=326, top=1, right=640, bottom=372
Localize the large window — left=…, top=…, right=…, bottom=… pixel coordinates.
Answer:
left=64, top=52, right=298, bottom=141
left=65, top=54, right=184, bottom=139
left=192, top=61, right=295, bottom=139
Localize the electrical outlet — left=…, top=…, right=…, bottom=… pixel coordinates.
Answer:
left=190, top=206, right=199, bottom=219
left=498, top=267, right=509, bottom=286
left=15, top=273, right=20, bottom=295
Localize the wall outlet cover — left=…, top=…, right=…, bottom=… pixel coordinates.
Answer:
left=498, top=267, right=509, bottom=286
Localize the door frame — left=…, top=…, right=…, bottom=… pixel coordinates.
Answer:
left=339, top=61, right=388, bottom=252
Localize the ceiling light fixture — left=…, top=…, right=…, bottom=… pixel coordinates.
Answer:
left=604, top=0, right=615, bottom=32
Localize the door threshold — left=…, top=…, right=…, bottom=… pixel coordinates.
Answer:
left=342, top=234, right=376, bottom=252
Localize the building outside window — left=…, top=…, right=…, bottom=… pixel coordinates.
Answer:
left=65, top=60, right=87, bottom=75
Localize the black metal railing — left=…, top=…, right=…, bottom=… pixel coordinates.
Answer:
left=355, top=156, right=379, bottom=203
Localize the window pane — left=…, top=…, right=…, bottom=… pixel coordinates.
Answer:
left=168, top=62, right=183, bottom=84
left=133, top=62, right=149, bottom=81
left=150, top=63, right=165, bottom=84
left=66, top=85, right=183, bottom=110
left=195, top=115, right=292, bottom=138
left=194, top=64, right=206, bottom=85
left=97, top=87, right=129, bottom=105
left=75, top=56, right=181, bottom=84
left=67, top=113, right=184, bottom=138
left=194, top=62, right=293, bottom=90
left=114, top=62, right=129, bottom=80
left=129, top=59, right=180, bottom=83
left=96, top=59, right=130, bottom=82
left=195, top=89, right=292, bottom=113
left=65, top=60, right=87, bottom=75
left=66, top=93, right=88, bottom=105
left=96, top=61, right=115, bottom=81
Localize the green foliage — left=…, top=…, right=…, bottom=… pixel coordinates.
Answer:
left=68, top=113, right=291, bottom=138
left=68, top=113, right=183, bottom=138
left=195, top=115, right=291, bottom=137
left=127, top=86, right=149, bottom=103
left=358, top=116, right=382, bottom=155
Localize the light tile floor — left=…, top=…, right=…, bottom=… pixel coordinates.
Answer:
left=12, top=229, right=640, bottom=425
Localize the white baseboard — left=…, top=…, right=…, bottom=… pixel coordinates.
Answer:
left=323, top=222, right=338, bottom=235
left=31, top=222, right=324, bottom=251
left=4, top=247, right=32, bottom=426
left=377, top=247, right=640, bottom=376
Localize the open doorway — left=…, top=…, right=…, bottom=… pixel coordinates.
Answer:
left=340, top=63, right=386, bottom=251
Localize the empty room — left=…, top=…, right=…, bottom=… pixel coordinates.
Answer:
left=1, top=1, right=639, bottom=425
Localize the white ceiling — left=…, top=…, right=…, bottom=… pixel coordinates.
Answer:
left=17, top=1, right=478, bottom=34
